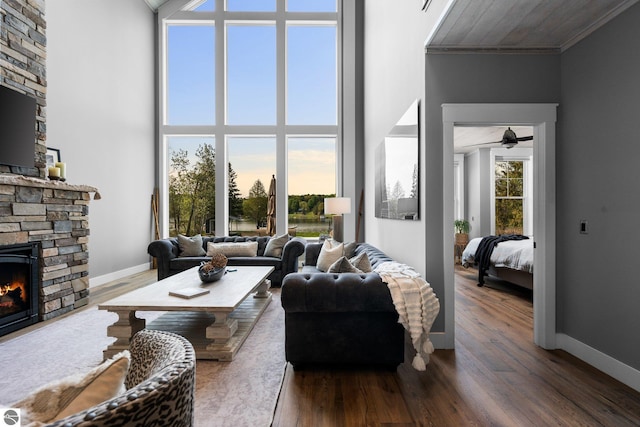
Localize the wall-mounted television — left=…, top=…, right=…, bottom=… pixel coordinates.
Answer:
left=0, top=85, right=37, bottom=170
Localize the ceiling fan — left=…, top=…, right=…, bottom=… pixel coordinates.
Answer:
left=476, top=127, right=533, bottom=149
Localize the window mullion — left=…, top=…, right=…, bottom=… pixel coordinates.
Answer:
left=215, top=3, right=227, bottom=236
left=276, top=3, right=287, bottom=235
left=162, top=0, right=340, bottom=238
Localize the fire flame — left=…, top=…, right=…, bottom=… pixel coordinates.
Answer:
left=0, top=273, right=27, bottom=304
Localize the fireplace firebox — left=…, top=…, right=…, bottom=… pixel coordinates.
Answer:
left=0, top=243, right=39, bottom=337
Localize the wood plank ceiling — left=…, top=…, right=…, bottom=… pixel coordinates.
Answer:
left=426, top=0, right=638, bottom=152
left=426, top=0, right=638, bottom=52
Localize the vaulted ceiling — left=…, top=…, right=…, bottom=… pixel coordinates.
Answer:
left=146, top=0, right=639, bottom=53
left=145, top=0, right=638, bottom=153
left=144, top=0, right=171, bottom=11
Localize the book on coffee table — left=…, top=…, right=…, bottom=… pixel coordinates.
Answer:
left=169, top=287, right=210, bottom=299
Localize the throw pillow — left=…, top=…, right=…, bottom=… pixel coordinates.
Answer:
left=264, top=234, right=289, bottom=258
left=206, top=241, right=258, bottom=258
left=316, top=240, right=344, bottom=272
left=329, top=238, right=356, bottom=258
left=328, top=256, right=363, bottom=273
left=350, top=252, right=372, bottom=273
left=177, top=234, right=206, bottom=257
left=15, top=351, right=130, bottom=425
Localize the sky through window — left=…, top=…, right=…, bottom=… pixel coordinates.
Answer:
left=166, top=3, right=338, bottom=198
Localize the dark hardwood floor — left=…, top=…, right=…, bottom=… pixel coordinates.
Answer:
left=272, top=266, right=640, bottom=426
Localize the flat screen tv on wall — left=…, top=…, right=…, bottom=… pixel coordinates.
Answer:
left=0, top=85, right=37, bottom=170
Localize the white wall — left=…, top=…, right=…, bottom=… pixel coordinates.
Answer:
left=464, top=149, right=492, bottom=239
left=46, top=0, right=156, bottom=284
left=363, top=1, right=439, bottom=278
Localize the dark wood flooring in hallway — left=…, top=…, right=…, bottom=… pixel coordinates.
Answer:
left=272, top=265, right=640, bottom=426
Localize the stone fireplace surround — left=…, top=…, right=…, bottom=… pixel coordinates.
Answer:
left=0, top=175, right=99, bottom=321
left=1, top=1, right=102, bottom=324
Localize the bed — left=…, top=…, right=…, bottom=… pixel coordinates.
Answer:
left=461, top=236, right=534, bottom=290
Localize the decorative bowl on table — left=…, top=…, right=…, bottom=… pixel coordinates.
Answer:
left=198, top=265, right=226, bottom=283
left=198, top=253, right=228, bottom=283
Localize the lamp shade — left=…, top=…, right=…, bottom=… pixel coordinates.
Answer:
left=324, top=197, right=351, bottom=215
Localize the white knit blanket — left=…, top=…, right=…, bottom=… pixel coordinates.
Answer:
left=375, top=261, right=440, bottom=371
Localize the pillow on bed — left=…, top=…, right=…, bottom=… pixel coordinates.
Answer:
left=206, top=241, right=258, bottom=258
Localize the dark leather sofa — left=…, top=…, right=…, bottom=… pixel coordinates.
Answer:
left=147, top=235, right=307, bottom=287
left=281, top=242, right=405, bottom=369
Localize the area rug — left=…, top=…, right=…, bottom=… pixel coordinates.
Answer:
left=0, top=290, right=286, bottom=427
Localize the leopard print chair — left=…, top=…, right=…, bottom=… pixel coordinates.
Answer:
left=46, top=330, right=196, bottom=427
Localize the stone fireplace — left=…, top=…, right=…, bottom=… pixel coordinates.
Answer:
left=0, top=175, right=99, bottom=329
left=1, top=2, right=100, bottom=330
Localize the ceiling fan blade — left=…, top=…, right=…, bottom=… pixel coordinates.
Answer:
left=473, top=140, right=502, bottom=146
left=466, top=135, right=533, bottom=148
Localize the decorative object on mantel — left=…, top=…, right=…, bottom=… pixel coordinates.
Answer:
left=45, top=147, right=60, bottom=168
left=198, top=253, right=228, bottom=283
left=47, top=165, right=61, bottom=180
left=45, top=147, right=67, bottom=181
left=55, top=161, right=66, bottom=181
left=0, top=174, right=101, bottom=200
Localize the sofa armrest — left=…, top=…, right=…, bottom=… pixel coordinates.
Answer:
left=148, top=239, right=179, bottom=280
left=281, top=272, right=396, bottom=313
left=281, top=237, right=307, bottom=276
left=304, top=242, right=322, bottom=267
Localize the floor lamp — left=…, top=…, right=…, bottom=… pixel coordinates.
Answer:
left=324, top=197, right=351, bottom=242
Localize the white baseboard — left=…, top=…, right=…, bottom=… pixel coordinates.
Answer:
left=429, top=332, right=452, bottom=350
left=557, top=333, right=640, bottom=392
left=89, top=262, right=152, bottom=288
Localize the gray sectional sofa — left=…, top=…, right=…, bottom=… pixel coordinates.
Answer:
left=280, top=241, right=405, bottom=369
left=147, top=235, right=307, bottom=287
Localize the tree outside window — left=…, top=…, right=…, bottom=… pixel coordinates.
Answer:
left=163, top=4, right=339, bottom=238
left=495, top=160, right=524, bottom=235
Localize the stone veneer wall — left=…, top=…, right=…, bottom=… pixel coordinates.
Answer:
left=0, top=177, right=97, bottom=320
left=0, top=0, right=47, bottom=178
left=1, top=2, right=97, bottom=322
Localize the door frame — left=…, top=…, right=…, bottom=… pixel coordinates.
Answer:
left=442, top=103, right=558, bottom=349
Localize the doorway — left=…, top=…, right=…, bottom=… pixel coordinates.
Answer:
left=442, top=103, right=558, bottom=349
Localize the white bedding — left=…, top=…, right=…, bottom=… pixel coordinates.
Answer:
left=462, top=237, right=534, bottom=273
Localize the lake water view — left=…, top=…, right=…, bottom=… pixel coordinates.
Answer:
left=229, top=216, right=331, bottom=237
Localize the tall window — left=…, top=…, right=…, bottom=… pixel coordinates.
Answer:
left=495, top=160, right=524, bottom=235
left=159, top=0, right=340, bottom=238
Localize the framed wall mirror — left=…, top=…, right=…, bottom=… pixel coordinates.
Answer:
left=375, top=99, right=420, bottom=220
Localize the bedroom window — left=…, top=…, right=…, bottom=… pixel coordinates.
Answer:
left=495, top=160, right=524, bottom=235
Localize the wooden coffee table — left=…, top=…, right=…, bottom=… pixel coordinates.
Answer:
left=99, top=265, right=274, bottom=361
